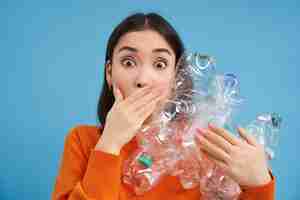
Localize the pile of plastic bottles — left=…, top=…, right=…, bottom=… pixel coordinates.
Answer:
left=122, top=52, right=282, bottom=199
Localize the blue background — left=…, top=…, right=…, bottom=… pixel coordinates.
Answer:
left=1, top=1, right=299, bottom=199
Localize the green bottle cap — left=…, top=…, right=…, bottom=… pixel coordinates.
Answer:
left=138, top=154, right=153, bottom=168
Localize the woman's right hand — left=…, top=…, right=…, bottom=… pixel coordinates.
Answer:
left=95, top=83, right=163, bottom=155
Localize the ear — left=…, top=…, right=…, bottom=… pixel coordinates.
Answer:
left=105, top=61, right=112, bottom=89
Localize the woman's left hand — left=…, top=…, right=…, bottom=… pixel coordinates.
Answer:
left=196, top=123, right=271, bottom=187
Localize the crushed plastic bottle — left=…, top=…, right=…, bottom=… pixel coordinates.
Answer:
left=245, top=113, right=282, bottom=159
left=122, top=52, right=281, bottom=199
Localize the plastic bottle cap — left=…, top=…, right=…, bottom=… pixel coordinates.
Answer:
left=138, top=154, right=153, bottom=168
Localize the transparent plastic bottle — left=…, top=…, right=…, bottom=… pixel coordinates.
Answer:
left=245, top=113, right=282, bottom=159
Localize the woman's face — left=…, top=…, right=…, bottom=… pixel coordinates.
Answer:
left=106, top=30, right=177, bottom=109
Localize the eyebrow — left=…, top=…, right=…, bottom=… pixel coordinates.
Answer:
left=118, top=46, right=137, bottom=53
left=118, top=46, right=172, bottom=56
left=153, top=48, right=172, bottom=56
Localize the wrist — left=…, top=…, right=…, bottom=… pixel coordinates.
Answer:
left=246, top=171, right=272, bottom=187
left=95, top=135, right=121, bottom=155
left=255, top=171, right=272, bottom=186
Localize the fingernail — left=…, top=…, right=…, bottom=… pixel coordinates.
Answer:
left=197, top=135, right=202, bottom=140
left=196, top=134, right=204, bottom=142
left=144, top=88, right=152, bottom=93
left=237, top=127, right=243, bottom=132
left=141, top=86, right=151, bottom=90
left=208, top=123, right=215, bottom=129
left=196, top=128, right=207, bottom=135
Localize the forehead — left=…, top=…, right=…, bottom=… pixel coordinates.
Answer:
left=114, top=30, right=175, bottom=56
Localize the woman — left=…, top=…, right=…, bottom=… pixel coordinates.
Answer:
left=52, top=12, right=275, bottom=200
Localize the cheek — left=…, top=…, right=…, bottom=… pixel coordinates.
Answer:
left=112, top=70, right=132, bottom=98
left=115, top=80, right=132, bottom=98
left=155, top=79, right=174, bottom=99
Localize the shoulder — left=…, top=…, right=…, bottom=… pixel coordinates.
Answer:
left=64, top=124, right=104, bottom=157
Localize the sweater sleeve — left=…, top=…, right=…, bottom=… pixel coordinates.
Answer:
left=239, top=171, right=275, bottom=200
left=51, top=127, right=123, bottom=200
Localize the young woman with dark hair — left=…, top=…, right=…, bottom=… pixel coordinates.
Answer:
left=52, top=13, right=275, bottom=200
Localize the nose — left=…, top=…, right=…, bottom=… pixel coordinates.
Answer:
left=134, top=67, right=154, bottom=89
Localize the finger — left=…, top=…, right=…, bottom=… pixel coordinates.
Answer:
left=208, top=123, right=242, bottom=146
left=112, top=83, right=124, bottom=102
left=237, top=127, right=258, bottom=146
left=124, top=86, right=152, bottom=104
left=202, top=150, right=229, bottom=172
left=136, top=95, right=161, bottom=120
left=196, top=134, right=231, bottom=165
left=130, top=90, right=162, bottom=112
left=197, top=128, right=233, bottom=154
left=212, top=158, right=229, bottom=172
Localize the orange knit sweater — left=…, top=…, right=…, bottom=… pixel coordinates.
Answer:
left=51, top=125, right=275, bottom=200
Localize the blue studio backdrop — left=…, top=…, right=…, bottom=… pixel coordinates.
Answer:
left=1, top=1, right=299, bottom=199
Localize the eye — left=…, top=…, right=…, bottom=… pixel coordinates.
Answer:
left=121, top=57, right=136, bottom=68
left=154, top=59, right=168, bottom=70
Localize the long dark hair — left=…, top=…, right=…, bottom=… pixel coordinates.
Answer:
left=97, top=12, right=185, bottom=128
